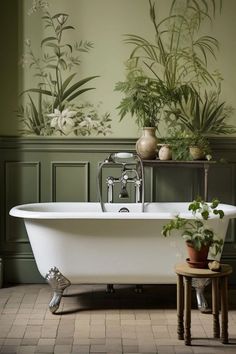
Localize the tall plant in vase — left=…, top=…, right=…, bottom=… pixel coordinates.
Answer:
left=115, top=65, right=171, bottom=159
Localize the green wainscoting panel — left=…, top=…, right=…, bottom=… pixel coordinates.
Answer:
left=152, top=167, right=197, bottom=202
left=0, top=136, right=236, bottom=285
left=51, top=161, right=89, bottom=202
left=4, top=255, right=45, bottom=284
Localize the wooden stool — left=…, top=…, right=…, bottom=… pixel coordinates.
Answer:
left=175, top=263, right=232, bottom=346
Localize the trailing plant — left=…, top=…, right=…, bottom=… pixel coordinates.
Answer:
left=19, top=1, right=111, bottom=136
left=162, top=197, right=224, bottom=255
left=188, top=133, right=211, bottom=158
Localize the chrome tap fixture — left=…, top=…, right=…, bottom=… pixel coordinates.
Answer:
left=97, top=152, right=144, bottom=211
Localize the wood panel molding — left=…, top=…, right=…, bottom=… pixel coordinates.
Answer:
left=51, top=161, right=89, bottom=202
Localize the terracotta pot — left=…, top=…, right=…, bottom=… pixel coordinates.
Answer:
left=136, top=127, right=158, bottom=160
left=158, top=144, right=172, bottom=160
left=189, top=146, right=205, bottom=160
left=186, top=241, right=209, bottom=268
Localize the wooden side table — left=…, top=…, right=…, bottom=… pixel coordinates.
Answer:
left=142, top=160, right=216, bottom=201
left=175, top=263, right=232, bottom=345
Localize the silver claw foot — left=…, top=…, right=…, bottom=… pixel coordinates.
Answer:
left=45, top=267, right=71, bottom=314
left=192, top=278, right=211, bottom=313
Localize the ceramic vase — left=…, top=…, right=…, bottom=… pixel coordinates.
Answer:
left=158, top=144, right=172, bottom=160
left=136, top=127, right=158, bottom=160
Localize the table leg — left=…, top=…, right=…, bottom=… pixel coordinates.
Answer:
left=184, top=276, right=192, bottom=345
left=177, top=274, right=184, bottom=340
left=221, top=276, right=229, bottom=344
left=212, top=278, right=220, bottom=338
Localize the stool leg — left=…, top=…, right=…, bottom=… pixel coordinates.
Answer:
left=221, top=276, right=229, bottom=344
left=177, top=274, right=184, bottom=340
left=184, top=277, right=192, bottom=345
left=212, top=278, right=220, bottom=338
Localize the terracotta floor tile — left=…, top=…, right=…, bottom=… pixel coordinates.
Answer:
left=0, top=284, right=235, bottom=353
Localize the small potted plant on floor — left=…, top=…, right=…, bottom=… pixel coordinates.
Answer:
left=162, top=197, right=224, bottom=268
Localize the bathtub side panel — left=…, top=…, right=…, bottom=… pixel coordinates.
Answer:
left=24, top=217, right=229, bottom=284
left=25, top=219, right=187, bottom=284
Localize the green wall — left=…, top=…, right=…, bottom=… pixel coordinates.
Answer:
left=1, top=0, right=236, bottom=137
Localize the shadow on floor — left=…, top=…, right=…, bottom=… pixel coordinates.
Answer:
left=54, top=284, right=236, bottom=315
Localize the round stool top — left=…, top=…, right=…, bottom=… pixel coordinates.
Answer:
left=175, top=263, right=232, bottom=278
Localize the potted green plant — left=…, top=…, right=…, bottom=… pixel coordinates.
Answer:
left=188, top=133, right=211, bottom=160
left=162, top=197, right=224, bottom=268
left=162, top=130, right=191, bottom=161
left=115, top=69, right=171, bottom=159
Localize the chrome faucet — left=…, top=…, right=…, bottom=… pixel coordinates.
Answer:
left=97, top=152, right=144, bottom=211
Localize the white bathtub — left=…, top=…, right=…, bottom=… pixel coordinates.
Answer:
left=10, top=202, right=236, bottom=284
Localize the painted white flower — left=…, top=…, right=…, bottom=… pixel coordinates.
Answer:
left=48, top=109, right=76, bottom=134
left=27, top=0, right=49, bottom=15
left=57, top=14, right=68, bottom=25
left=79, top=116, right=99, bottom=129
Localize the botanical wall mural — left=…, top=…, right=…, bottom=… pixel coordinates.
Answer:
left=18, top=0, right=112, bottom=136
left=116, top=0, right=235, bottom=158
left=1, top=0, right=235, bottom=138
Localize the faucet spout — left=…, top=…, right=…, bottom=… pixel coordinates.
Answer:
left=119, top=185, right=129, bottom=199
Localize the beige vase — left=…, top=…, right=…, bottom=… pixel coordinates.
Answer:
left=136, top=127, right=158, bottom=160
left=158, top=144, right=172, bottom=160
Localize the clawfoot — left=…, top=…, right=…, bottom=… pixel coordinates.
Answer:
left=45, top=267, right=71, bottom=314
left=192, top=278, right=211, bottom=313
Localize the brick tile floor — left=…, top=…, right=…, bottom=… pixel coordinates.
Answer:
left=0, top=284, right=236, bottom=353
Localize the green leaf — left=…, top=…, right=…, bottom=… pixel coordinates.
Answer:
left=20, top=88, right=52, bottom=97
left=201, top=210, right=209, bottom=220
left=53, top=76, right=98, bottom=108
left=66, top=44, right=73, bottom=52
left=28, top=95, right=40, bottom=127
left=60, top=73, right=77, bottom=94
left=60, top=26, right=75, bottom=32
left=66, top=87, right=95, bottom=102
left=41, top=37, right=57, bottom=47
left=211, top=198, right=219, bottom=209
left=213, top=209, right=224, bottom=219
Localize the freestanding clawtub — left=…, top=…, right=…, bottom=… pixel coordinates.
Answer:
left=10, top=201, right=236, bottom=313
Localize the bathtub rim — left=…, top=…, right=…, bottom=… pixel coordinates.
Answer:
left=9, top=202, right=236, bottom=220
